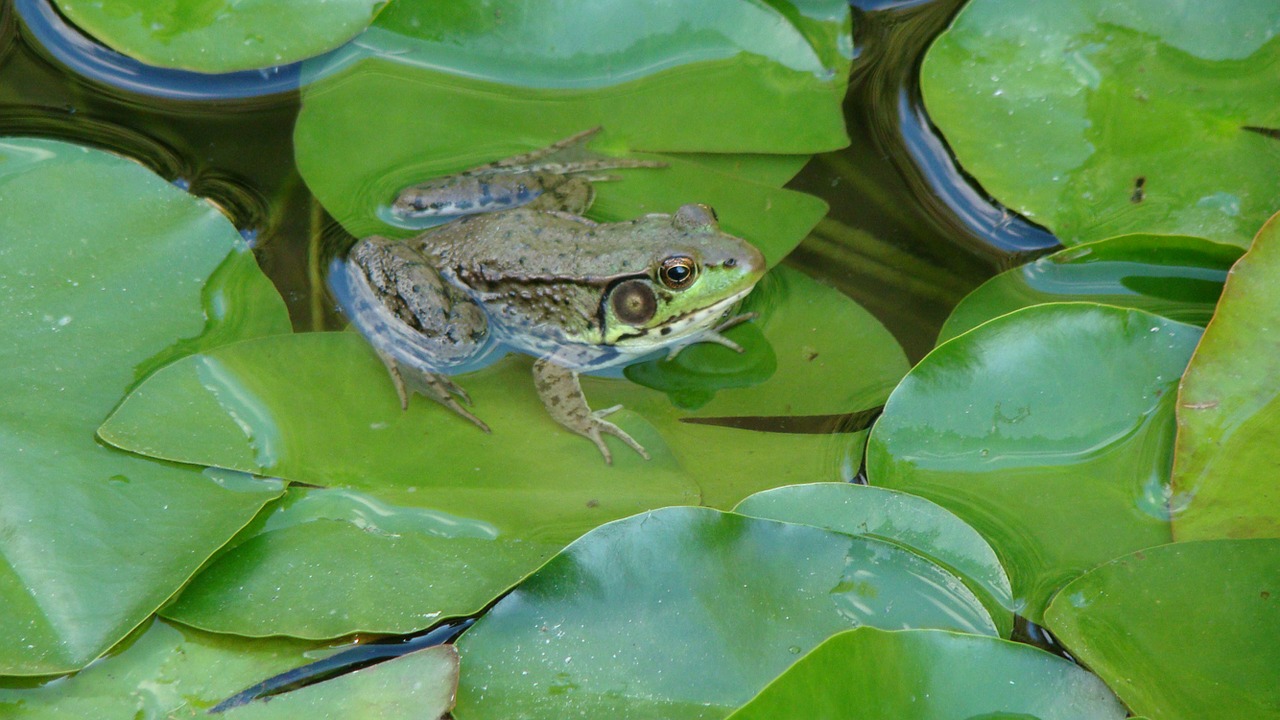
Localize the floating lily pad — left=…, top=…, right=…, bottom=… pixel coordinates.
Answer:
left=922, top=0, right=1280, bottom=247
left=52, top=0, right=385, bottom=73
left=866, top=303, right=1202, bottom=620
left=98, top=267, right=904, bottom=637
left=453, top=507, right=997, bottom=720
left=734, top=483, right=1015, bottom=638
left=0, top=619, right=457, bottom=719
left=1045, top=539, right=1280, bottom=719
left=0, top=137, right=289, bottom=675
left=725, top=628, right=1126, bottom=720
left=294, top=0, right=851, bottom=264
left=1172, top=212, right=1280, bottom=540
left=938, top=234, right=1242, bottom=344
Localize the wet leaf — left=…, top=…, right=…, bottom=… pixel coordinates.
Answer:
left=866, top=303, right=1202, bottom=620
left=294, top=0, right=851, bottom=265
left=0, top=137, right=289, bottom=674
left=1045, top=539, right=1280, bottom=720
left=726, top=628, right=1126, bottom=720
left=939, top=234, right=1241, bottom=344
left=453, top=507, right=997, bottom=720
left=98, top=267, right=905, bottom=637
left=734, top=483, right=1015, bottom=638
left=51, top=0, right=385, bottom=73
left=922, top=0, right=1280, bottom=246
left=1172, top=212, right=1280, bottom=540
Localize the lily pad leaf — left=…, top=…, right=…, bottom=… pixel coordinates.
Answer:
left=734, top=483, right=1015, bottom=638
left=98, top=266, right=906, bottom=637
left=0, top=137, right=290, bottom=675
left=1173, top=212, right=1280, bottom=540
left=725, top=628, right=1126, bottom=720
left=922, top=0, right=1280, bottom=247
left=453, top=507, right=997, bottom=720
left=1045, top=539, right=1280, bottom=720
left=866, top=303, right=1202, bottom=621
left=939, top=234, right=1242, bottom=344
left=0, top=619, right=445, bottom=718
left=52, top=0, right=386, bottom=73
left=294, top=0, right=851, bottom=264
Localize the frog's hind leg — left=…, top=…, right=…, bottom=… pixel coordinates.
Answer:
left=532, top=358, right=649, bottom=465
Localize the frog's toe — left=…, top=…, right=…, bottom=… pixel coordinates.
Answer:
left=592, top=417, right=650, bottom=463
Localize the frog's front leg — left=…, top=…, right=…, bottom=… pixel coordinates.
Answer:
left=532, top=358, right=650, bottom=465
left=347, top=237, right=492, bottom=432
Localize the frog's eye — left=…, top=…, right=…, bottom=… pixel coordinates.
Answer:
left=659, top=256, right=698, bottom=290
left=611, top=279, right=658, bottom=324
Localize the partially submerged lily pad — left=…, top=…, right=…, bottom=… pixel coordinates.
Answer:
left=52, top=0, right=386, bottom=73
left=922, top=0, right=1280, bottom=246
left=453, top=507, right=997, bottom=720
left=293, top=0, right=851, bottom=264
left=98, top=265, right=904, bottom=637
left=1172, top=211, right=1280, bottom=540
left=938, top=233, right=1241, bottom=343
left=0, top=137, right=290, bottom=675
left=725, top=628, right=1126, bottom=720
left=867, top=303, right=1202, bottom=620
left=1045, top=539, right=1280, bottom=719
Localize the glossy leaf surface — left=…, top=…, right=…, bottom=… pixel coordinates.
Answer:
left=0, top=137, right=289, bottom=674
left=922, top=0, right=1280, bottom=246
left=726, top=628, right=1126, bottom=720
left=735, top=483, right=1015, bottom=638
left=53, top=0, right=384, bottom=72
left=1045, top=539, right=1280, bottom=719
left=1172, top=212, right=1280, bottom=540
left=0, top=620, right=457, bottom=719
left=99, top=267, right=906, bottom=637
left=294, top=0, right=851, bottom=264
left=453, top=507, right=997, bottom=720
left=867, top=303, right=1202, bottom=620
left=939, top=234, right=1241, bottom=343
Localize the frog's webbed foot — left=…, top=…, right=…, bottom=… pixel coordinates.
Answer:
left=378, top=349, right=490, bottom=433
left=666, top=312, right=759, bottom=359
left=532, top=358, right=649, bottom=465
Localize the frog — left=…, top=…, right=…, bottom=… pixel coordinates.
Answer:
left=332, top=128, right=767, bottom=463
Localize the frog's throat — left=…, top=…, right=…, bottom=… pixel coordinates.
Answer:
left=613, top=286, right=755, bottom=353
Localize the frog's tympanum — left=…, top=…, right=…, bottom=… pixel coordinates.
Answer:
left=334, top=128, right=766, bottom=463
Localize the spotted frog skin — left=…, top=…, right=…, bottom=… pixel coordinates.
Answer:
left=334, top=128, right=766, bottom=463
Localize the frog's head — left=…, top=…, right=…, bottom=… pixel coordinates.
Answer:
left=601, top=204, right=766, bottom=350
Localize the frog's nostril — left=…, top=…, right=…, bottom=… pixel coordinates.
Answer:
left=725, top=257, right=737, bottom=267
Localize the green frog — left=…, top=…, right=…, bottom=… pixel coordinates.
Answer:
left=332, top=128, right=766, bottom=463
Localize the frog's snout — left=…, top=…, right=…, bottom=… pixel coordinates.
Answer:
left=731, top=242, right=767, bottom=278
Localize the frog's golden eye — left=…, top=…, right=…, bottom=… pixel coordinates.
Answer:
left=659, top=256, right=697, bottom=290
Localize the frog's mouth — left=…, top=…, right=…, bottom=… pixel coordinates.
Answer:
left=613, top=286, right=754, bottom=351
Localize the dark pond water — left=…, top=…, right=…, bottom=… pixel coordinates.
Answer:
left=0, top=0, right=1058, bottom=362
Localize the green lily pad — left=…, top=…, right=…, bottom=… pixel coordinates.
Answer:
left=52, top=0, right=386, bottom=73
left=1045, top=539, right=1280, bottom=719
left=939, top=234, right=1242, bottom=344
left=453, top=507, right=997, bottom=720
left=725, top=627, right=1126, bottom=720
left=0, top=619, right=457, bottom=719
left=1172, top=212, right=1280, bottom=540
left=0, top=137, right=289, bottom=675
left=866, top=303, right=1202, bottom=620
left=922, top=0, right=1280, bottom=247
left=294, top=0, right=850, bottom=264
left=733, top=483, right=1015, bottom=638
left=98, top=267, right=905, bottom=637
